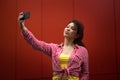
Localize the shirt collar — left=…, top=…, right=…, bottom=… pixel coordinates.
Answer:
left=58, top=43, right=79, bottom=49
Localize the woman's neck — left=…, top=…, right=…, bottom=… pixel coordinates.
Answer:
left=63, top=38, right=74, bottom=47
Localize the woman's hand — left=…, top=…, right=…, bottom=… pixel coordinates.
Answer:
left=18, top=12, right=26, bottom=31
left=18, top=12, right=25, bottom=24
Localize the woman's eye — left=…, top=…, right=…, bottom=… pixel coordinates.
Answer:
left=66, top=26, right=69, bottom=28
left=66, top=26, right=68, bottom=28
left=71, top=27, right=77, bottom=30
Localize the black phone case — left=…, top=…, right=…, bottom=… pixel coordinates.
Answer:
left=20, top=11, right=30, bottom=20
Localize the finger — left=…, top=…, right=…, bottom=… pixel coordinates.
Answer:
left=19, top=12, right=24, bottom=15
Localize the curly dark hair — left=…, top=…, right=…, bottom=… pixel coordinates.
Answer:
left=67, top=20, right=85, bottom=47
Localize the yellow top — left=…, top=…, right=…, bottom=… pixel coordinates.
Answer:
left=59, top=53, right=70, bottom=68
left=52, top=53, right=79, bottom=80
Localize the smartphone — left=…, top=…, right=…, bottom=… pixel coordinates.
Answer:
left=20, top=11, right=30, bottom=20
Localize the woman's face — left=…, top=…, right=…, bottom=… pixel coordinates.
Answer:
left=63, top=22, right=78, bottom=39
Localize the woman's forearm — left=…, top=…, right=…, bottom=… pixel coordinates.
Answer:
left=19, top=22, right=27, bottom=32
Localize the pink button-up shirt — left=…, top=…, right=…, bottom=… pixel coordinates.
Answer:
left=22, top=29, right=89, bottom=80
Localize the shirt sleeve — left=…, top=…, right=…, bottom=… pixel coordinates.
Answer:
left=21, top=29, right=54, bottom=57
left=80, top=47, right=89, bottom=80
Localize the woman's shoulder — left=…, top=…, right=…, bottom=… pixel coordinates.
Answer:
left=76, top=45, right=88, bottom=55
left=76, top=44, right=87, bottom=50
left=49, top=43, right=62, bottom=48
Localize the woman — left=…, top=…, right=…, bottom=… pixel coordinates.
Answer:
left=18, top=12, right=89, bottom=80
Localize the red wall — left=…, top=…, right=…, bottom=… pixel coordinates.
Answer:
left=0, top=0, right=16, bottom=80
left=115, top=0, right=120, bottom=79
left=0, top=0, right=120, bottom=80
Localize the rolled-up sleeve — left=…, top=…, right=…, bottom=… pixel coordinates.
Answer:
left=81, top=48, right=89, bottom=80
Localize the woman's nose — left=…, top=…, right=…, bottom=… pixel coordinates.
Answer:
left=66, top=28, right=70, bottom=31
